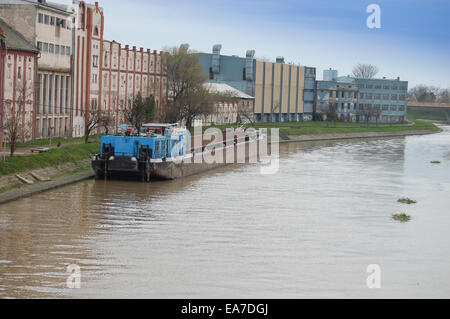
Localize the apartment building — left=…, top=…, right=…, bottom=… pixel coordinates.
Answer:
left=0, top=18, right=39, bottom=150
left=199, top=45, right=316, bottom=123
left=0, top=0, right=74, bottom=139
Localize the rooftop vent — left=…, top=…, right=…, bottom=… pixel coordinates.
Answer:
left=276, top=56, right=285, bottom=64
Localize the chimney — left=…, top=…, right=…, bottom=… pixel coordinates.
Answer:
left=276, top=56, right=285, bottom=64
left=212, top=44, right=222, bottom=74
left=397, top=76, right=400, bottom=80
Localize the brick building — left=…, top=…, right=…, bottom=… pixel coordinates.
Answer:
left=72, top=1, right=167, bottom=137
left=0, top=18, right=39, bottom=150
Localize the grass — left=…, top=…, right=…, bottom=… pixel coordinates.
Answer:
left=408, top=110, right=449, bottom=122
left=11, top=134, right=101, bottom=148
left=392, top=213, right=411, bottom=223
left=0, top=142, right=99, bottom=176
left=398, top=197, right=417, bottom=204
left=195, top=115, right=440, bottom=136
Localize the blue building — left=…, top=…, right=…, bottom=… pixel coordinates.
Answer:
left=315, top=73, right=408, bottom=123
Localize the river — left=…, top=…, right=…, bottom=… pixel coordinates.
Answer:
left=1, top=126, right=450, bottom=298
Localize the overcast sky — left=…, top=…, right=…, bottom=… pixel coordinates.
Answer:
left=60, top=0, right=450, bottom=88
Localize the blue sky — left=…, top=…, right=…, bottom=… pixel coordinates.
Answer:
left=62, top=0, right=450, bottom=88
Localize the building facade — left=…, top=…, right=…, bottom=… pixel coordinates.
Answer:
left=315, top=74, right=408, bottom=123
left=0, top=18, right=39, bottom=150
left=72, top=1, right=167, bottom=137
left=0, top=0, right=73, bottom=139
left=199, top=45, right=316, bottom=123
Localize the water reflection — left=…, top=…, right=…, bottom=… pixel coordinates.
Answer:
left=1, top=126, right=449, bottom=298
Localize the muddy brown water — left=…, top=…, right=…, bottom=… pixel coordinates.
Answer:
left=1, top=126, right=450, bottom=298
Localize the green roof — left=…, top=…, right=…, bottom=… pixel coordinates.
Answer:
left=0, top=17, right=38, bottom=53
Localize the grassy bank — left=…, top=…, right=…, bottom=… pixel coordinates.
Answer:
left=0, top=142, right=99, bottom=175
left=11, top=134, right=101, bottom=148
left=199, top=116, right=440, bottom=136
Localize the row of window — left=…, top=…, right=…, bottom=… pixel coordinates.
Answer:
left=359, top=84, right=407, bottom=90
left=360, top=93, right=406, bottom=101
left=333, top=103, right=405, bottom=112
left=37, top=42, right=71, bottom=56
left=35, top=118, right=69, bottom=139
left=36, top=74, right=71, bottom=115
left=37, top=13, right=71, bottom=29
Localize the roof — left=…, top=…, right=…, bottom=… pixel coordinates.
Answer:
left=0, top=17, right=38, bottom=53
left=203, top=82, right=254, bottom=99
left=0, top=0, right=72, bottom=13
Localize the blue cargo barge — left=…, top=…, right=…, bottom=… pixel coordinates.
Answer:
left=92, top=123, right=191, bottom=181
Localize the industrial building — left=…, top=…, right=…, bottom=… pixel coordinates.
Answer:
left=199, top=45, right=316, bottom=122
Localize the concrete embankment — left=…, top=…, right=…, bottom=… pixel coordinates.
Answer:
left=0, top=169, right=94, bottom=205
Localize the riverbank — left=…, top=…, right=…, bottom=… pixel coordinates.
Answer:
left=0, top=168, right=94, bottom=205
left=0, top=118, right=441, bottom=204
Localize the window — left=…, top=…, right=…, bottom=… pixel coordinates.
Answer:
left=66, top=46, right=70, bottom=55
left=375, top=94, right=381, bottom=100
left=60, top=46, right=65, bottom=55
left=359, top=93, right=364, bottom=99
left=38, top=13, right=43, bottom=23
left=49, top=43, right=54, bottom=53
left=61, top=20, right=66, bottom=28
left=60, top=76, right=64, bottom=114
left=382, top=105, right=389, bottom=111
left=383, top=85, right=389, bottom=89
left=367, top=84, right=373, bottom=89
left=43, top=74, right=47, bottom=114
left=37, top=41, right=43, bottom=50
left=92, top=55, right=99, bottom=67
left=65, top=76, right=70, bottom=114
left=391, top=105, right=397, bottom=111
left=366, top=93, right=373, bottom=99
left=383, top=94, right=389, bottom=100
left=36, top=74, right=41, bottom=114
left=43, top=42, right=48, bottom=52
left=94, top=26, right=99, bottom=36
left=18, top=67, right=21, bottom=79
left=399, top=94, right=405, bottom=101
left=391, top=94, right=397, bottom=100
left=44, top=14, right=49, bottom=24
left=375, top=85, right=381, bottom=89
left=55, top=45, right=60, bottom=54
left=54, top=75, right=59, bottom=114
left=392, top=86, right=398, bottom=90
left=399, top=106, right=405, bottom=111
left=50, top=16, right=55, bottom=26
left=49, top=75, right=53, bottom=113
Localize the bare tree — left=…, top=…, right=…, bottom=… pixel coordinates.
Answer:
left=408, top=85, right=441, bottom=102
left=122, top=93, right=156, bottom=131
left=1, top=85, right=33, bottom=157
left=161, top=45, right=221, bottom=129
left=325, top=101, right=338, bottom=127
left=100, top=111, right=114, bottom=135
left=84, top=108, right=101, bottom=144
left=237, top=101, right=255, bottom=125
left=437, top=88, right=450, bottom=103
left=352, top=63, right=379, bottom=79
